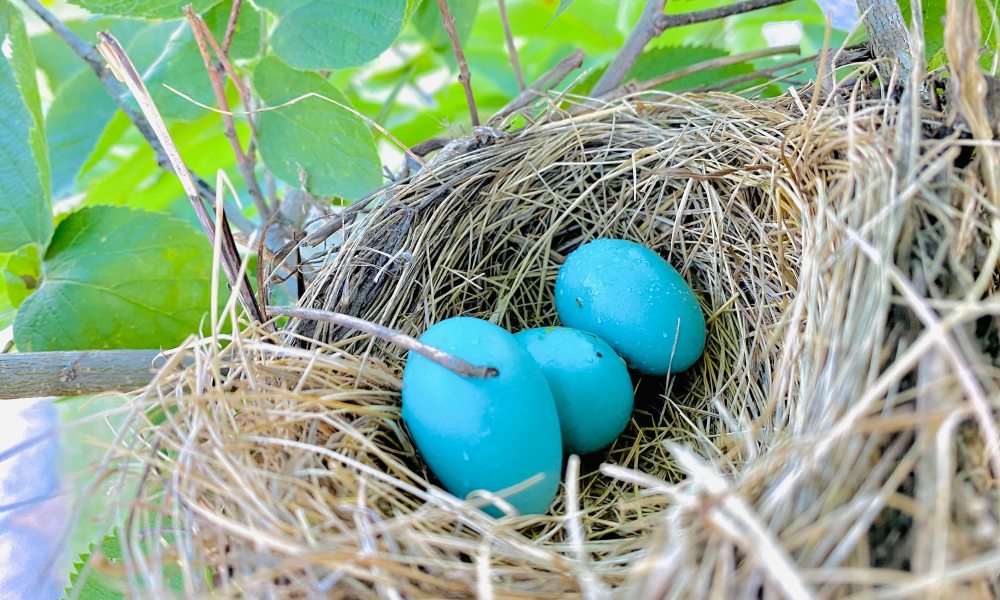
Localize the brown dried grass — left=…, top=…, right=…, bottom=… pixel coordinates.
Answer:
left=79, top=50, right=1000, bottom=598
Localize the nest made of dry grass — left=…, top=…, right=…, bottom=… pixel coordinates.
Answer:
left=76, top=60, right=1000, bottom=598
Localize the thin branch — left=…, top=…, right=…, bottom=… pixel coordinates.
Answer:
left=436, top=0, right=479, bottom=126
left=98, top=32, right=265, bottom=324
left=591, top=0, right=795, bottom=97
left=590, top=0, right=666, bottom=98
left=491, top=49, right=585, bottom=122
left=185, top=7, right=269, bottom=219
left=659, top=0, right=794, bottom=28
left=0, top=350, right=173, bottom=399
left=269, top=306, right=499, bottom=379
left=221, top=0, right=244, bottom=56
left=497, top=0, right=525, bottom=91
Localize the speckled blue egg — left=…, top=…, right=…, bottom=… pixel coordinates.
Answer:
left=514, top=327, right=633, bottom=454
left=401, top=317, right=562, bottom=516
left=554, top=238, right=706, bottom=375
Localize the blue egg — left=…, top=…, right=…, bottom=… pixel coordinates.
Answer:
left=514, top=327, right=633, bottom=454
left=554, top=239, right=706, bottom=375
left=401, top=317, right=562, bottom=516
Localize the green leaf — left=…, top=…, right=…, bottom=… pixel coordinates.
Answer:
left=13, top=206, right=214, bottom=351
left=46, top=71, right=119, bottom=199
left=65, top=539, right=126, bottom=600
left=253, top=56, right=381, bottom=199
left=899, top=0, right=997, bottom=59
left=67, top=0, right=221, bottom=19
left=0, top=0, right=52, bottom=254
left=413, top=0, right=479, bottom=51
left=270, top=0, right=406, bottom=70
left=549, top=0, right=574, bottom=24
left=2, top=243, right=42, bottom=307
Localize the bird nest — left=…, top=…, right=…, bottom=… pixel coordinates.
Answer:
left=85, top=78, right=1000, bottom=598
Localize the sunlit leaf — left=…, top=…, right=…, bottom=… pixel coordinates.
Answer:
left=269, top=0, right=406, bottom=70
left=0, top=0, right=52, bottom=255
left=13, top=206, right=214, bottom=351
left=67, top=0, right=220, bottom=19
left=253, top=56, right=381, bottom=199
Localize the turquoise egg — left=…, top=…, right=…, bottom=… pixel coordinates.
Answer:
left=554, top=238, right=706, bottom=375
left=514, top=327, right=633, bottom=454
left=401, top=317, right=562, bottom=516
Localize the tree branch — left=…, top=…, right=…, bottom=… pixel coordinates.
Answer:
left=591, top=0, right=796, bottom=97
left=0, top=351, right=169, bottom=399
left=436, top=0, right=479, bottom=126
left=659, top=0, right=794, bottom=28
left=857, top=0, right=912, bottom=82
left=497, top=0, right=525, bottom=91
left=591, top=0, right=666, bottom=98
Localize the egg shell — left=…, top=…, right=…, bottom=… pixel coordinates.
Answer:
left=401, top=317, right=563, bottom=516
left=514, top=327, right=633, bottom=454
left=554, top=238, right=706, bottom=375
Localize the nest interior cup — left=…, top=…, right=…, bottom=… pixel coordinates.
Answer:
left=111, top=92, right=1000, bottom=598
left=293, top=97, right=798, bottom=512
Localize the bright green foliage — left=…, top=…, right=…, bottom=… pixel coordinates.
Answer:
left=0, top=0, right=52, bottom=254
left=68, top=0, right=220, bottom=18
left=899, top=0, right=998, bottom=67
left=253, top=56, right=381, bottom=199
left=2, top=242, right=42, bottom=308
left=42, top=20, right=175, bottom=198
left=65, top=533, right=126, bottom=600
left=268, top=0, right=406, bottom=70
left=413, top=0, right=479, bottom=50
left=13, top=206, right=214, bottom=351
left=630, top=46, right=756, bottom=91
left=46, top=72, right=119, bottom=198
left=550, top=0, right=574, bottom=24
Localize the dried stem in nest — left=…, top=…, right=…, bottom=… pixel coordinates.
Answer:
left=269, top=306, right=498, bottom=378
left=97, top=32, right=265, bottom=324
left=436, top=0, right=479, bottom=126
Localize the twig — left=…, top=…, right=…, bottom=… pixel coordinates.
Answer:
left=268, top=306, right=499, bottom=378
left=590, top=0, right=666, bottom=97
left=491, top=49, right=585, bottom=122
left=497, top=0, right=525, bottom=91
left=185, top=7, right=269, bottom=219
left=659, top=0, right=794, bottom=28
left=97, top=32, right=265, bottom=324
left=436, top=0, right=479, bottom=126
left=221, top=0, right=244, bottom=56
left=591, top=0, right=795, bottom=97
left=0, top=350, right=182, bottom=399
